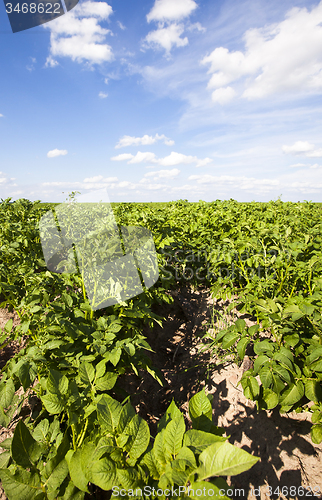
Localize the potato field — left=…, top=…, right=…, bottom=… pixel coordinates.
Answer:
left=0, top=197, right=322, bottom=500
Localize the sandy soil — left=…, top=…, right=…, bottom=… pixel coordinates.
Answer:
left=0, top=288, right=321, bottom=500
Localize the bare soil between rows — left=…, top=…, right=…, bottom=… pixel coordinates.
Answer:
left=0, top=287, right=321, bottom=500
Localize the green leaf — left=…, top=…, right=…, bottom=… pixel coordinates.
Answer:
left=0, top=468, right=42, bottom=500
left=311, top=411, right=322, bottom=424
left=306, top=348, right=322, bottom=366
left=124, top=343, right=136, bottom=357
left=33, top=419, right=49, bottom=442
left=12, top=420, right=43, bottom=468
left=124, top=414, right=150, bottom=464
left=42, top=433, right=70, bottom=494
left=95, top=372, right=118, bottom=392
left=0, top=378, right=15, bottom=408
left=183, top=429, right=226, bottom=454
left=108, top=348, right=121, bottom=366
left=97, top=395, right=122, bottom=433
left=158, top=400, right=182, bottom=432
left=254, top=340, right=275, bottom=355
left=305, top=380, right=322, bottom=402
left=236, top=338, right=249, bottom=360
left=140, top=449, right=160, bottom=479
left=41, top=394, right=64, bottom=415
left=189, top=389, right=213, bottom=431
left=222, top=332, right=239, bottom=349
left=279, top=381, right=304, bottom=407
left=259, top=366, right=273, bottom=389
left=272, top=365, right=292, bottom=385
left=85, top=457, right=116, bottom=490
left=163, top=415, right=185, bottom=458
left=65, top=449, right=89, bottom=493
left=235, top=319, right=246, bottom=333
left=4, top=319, right=13, bottom=334
left=0, top=404, right=9, bottom=427
left=0, top=451, right=10, bottom=468
left=79, top=361, right=95, bottom=385
left=253, top=355, right=270, bottom=374
left=244, top=377, right=260, bottom=400
left=153, top=428, right=169, bottom=467
left=283, top=334, right=300, bottom=347
left=187, top=479, right=230, bottom=500
left=196, top=441, right=259, bottom=480
left=118, top=401, right=136, bottom=435
left=261, top=388, right=279, bottom=410
left=116, top=467, right=142, bottom=490
left=311, top=424, right=322, bottom=444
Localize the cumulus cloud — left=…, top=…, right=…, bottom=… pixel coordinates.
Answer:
left=47, top=149, right=68, bottom=158
left=189, top=174, right=279, bottom=192
left=289, top=163, right=309, bottom=168
left=83, top=175, right=118, bottom=183
left=144, top=0, right=200, bottom=54
left=144, top=24, right=188, bottom=54
left=111, top=153, right=135, bottom=161
left=115, top=133, right=174, bottom=148
left=111, top=151, right=212, bottom=167
left=98, top=91, right=108, bottom=98
left=210, top=86, right=236, bottom=105
left=45, top=56, right=59, bottom=67
left=282, top=141, right=322, bottom=158
left=201, top=2, right=322, bottom=103
left=144, top=168, right=180, bottom=179
left=43, top=1, right=114, bottom=65
left=147, top=0, right=198, bottom=23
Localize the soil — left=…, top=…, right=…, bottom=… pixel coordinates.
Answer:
left=0, top=287, right=321, bottom=500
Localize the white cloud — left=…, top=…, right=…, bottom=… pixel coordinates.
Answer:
left=189, top=174, right=279, bottom=192
left=186, top=22, right=206, bottom=33
left=289, top=163, right=308, bottom=168
left=111, top=153, right=134, bottom=161
left=111, top=150, right=212, bottom=167
left=201, top=2, right=322, bottom=102
left=117, top=21, right=126, bottom=30
left=282, top=141, right=314, bottom=154
left=47, top=149, right=68, bottom=158
left=45, top=56, right=59, bottom=67
left=115, top=133, right=174, bottom=148
left=147, top=0, right=198, bottom=23
left=43, top=1, right=114, bottom=65
left=98, top=91, right=108, bottom=98
left=211, top=86, right=236, bottom=105
left=144, top=168, right=180, bottom=179
left=26, top=57, right=36, bottom=72
left=157, top=151, right=212, bottom=167
left=128, top=152, right=157, bottom=163
left=144, top=23, right=188, bottom=54
left=111, top=152, right=157, bottom=163
left=306, top=149, right=322, bottom=158
left=282, top=141, right=322, bottom=158
left=83, top=175, right=118, bottom=183
left=0, top=114, right=3, bottom=118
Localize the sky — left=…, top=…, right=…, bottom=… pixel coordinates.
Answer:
left=1, top=0, right=322, bottom=202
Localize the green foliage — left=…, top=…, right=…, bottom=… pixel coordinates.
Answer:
left=0, top=389, right=258, bottom=499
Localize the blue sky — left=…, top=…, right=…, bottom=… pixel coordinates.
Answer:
left=1, top=0, right=322, bottom=202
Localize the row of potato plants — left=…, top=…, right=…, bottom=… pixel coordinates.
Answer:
left=0, top=198, right=258, bottom=499
left=110, top=199, right=322, bottom=443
